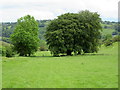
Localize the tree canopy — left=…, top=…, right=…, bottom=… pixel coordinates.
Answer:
left=45, top=10, right=102, bottom=56
left=10, top=15, right=40, bottom=56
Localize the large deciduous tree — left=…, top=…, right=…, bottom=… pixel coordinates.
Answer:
left=45, top=10, right=102, bottom=56
left=45, top=13, right=78, bottom=56
left=11, top=15, right=39, bottom=56
left=77, top=10, right=102, bottom=54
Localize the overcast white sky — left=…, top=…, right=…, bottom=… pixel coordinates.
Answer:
left=0, top=0, right=119, bottom=22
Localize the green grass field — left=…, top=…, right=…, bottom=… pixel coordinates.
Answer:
left=2, top=43, right=118, bottom=88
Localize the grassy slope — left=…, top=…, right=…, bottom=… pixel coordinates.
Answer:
left=2, top=43, right=118, bottom=88
left=101, top=29, right=115, bottom=36
left=100, top=23, right=115, bottom=36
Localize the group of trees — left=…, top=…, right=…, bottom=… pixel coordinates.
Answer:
left=2, top=10, right=118, bottom=57
left=45, top=10, right=102, bottom=56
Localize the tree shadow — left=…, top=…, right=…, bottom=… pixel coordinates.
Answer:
left=29, top=53, right=110, bottom=58
left=26, top=56, right=53, bottom=58
left=15, top=53, right=111, bottom=58
left=80, top=53, right=111, bottom=56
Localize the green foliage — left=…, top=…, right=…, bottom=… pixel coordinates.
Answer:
left=2, top=47, right=6, bottom=56
left=0, top=41, right=11, bottom=56
left=1, top=19, right=117, bottom=47
left=2, top=37, right=11, bottom=43
left=103, top=34, right=112, bottom=42
left=104, top=40, right=113, bottom=47
left=0, top=46, right=6, bottom=56
left=10, top=15, right=40, bottom=56
left=102, top=34, right=120, bottom=47
left=45, top=13, right=77, bottom=56
left=5, top=46, right=16, bottom=57
left=2, top=22, right=16, bottom=38
left=39, top=40, right=48, bottom=51
left=0, top=45, right=16, bottom=57
left=102, top=34, right=113, bottom=46
left=45, top=10, right=102, bottom=56
left=77, top=10, right=102, bottom=53
left=112, top=35, right=120, bottom=42
left=37, top=20, right=51, bottom=40
left=1, top=20, right=50, bottom=42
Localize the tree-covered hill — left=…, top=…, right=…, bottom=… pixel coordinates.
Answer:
left=1, top=20, right=51, bottom=40
left=101, top=21, right=118, bottom=36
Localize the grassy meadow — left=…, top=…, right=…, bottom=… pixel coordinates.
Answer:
left=2, top=42, right=118, bottom=88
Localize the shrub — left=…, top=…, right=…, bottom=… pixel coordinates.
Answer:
left=104, top=40, right=113, bottom=47
left=112, top=35, right=120, bottom=42
left=0, top=46, right=6, bottom=56
left=2, top=47, right=6, bottom=56
left=5, top=46, right=16, bottom=57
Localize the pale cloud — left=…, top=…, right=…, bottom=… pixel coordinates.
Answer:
left=0, top=0, right=119, bottom=22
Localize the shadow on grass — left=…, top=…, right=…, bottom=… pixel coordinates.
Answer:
left=27, top=53, right=111, bottom=58
left=80, top=53, right=111, bottom=56
left=28, top=56, right=53, bottom=58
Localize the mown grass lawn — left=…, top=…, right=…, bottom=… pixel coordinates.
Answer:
left=2, top=43, right=118, bottom=88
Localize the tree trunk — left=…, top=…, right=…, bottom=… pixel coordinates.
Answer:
left=28, top=53, right=31, bottom=56
left=19, top=53, right=24, bottom=56
left=67, top=50, right=72, bottom=56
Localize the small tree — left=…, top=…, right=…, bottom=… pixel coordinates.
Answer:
left=11, top=15, right=39, bottom=56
